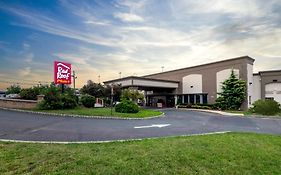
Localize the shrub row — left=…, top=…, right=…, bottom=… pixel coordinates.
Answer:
left=177, top=103, right=215, bottom=110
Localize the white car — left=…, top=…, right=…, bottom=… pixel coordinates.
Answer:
left=6, top=94, right=20, bottom=99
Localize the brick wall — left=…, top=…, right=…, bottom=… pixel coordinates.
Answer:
left=0, top=98, right=38, bottom=109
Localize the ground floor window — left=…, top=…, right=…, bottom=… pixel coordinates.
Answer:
left=203, top=94, right=208, bottom=104
left=189, top=94, right=194, bottom=104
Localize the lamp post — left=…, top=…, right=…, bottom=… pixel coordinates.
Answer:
left=110, top=85, right=114, bottom=115
left=72, top=70, right=77, bottom=90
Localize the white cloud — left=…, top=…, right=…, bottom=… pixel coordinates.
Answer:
left=24, top=53, right=34, bottom=63
left=114, top=12, right=144, bottom=22
left=1, top=0, right=281, bottom=88
left=18, top=67, right=31, bottom=76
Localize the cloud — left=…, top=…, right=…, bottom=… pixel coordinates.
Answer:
left=24, top=53, right=34, bottom=63
left=1, top=0, right=281, bottom=88
left=114, top=12, right=144, bottom=22
left=18, top=67, right=31, bottom=76
left=2, top=6, right=118, bottom=47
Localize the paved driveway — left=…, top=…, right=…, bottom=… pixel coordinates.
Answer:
left=0, top=109, right=281, bottom=142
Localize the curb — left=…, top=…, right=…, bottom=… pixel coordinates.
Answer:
left=180, top=108, right=244, bottom=116
left=0, top=107, right=165, bottom=120
left=0, top=131, right=231, bottom=144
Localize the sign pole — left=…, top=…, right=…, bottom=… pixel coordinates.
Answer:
left=61, top=84, right=65, bottom=94
left=110, top=85, right=113, bottom=115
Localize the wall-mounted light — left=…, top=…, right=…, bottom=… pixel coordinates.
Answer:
left=249, top=82, right=252, bottom=85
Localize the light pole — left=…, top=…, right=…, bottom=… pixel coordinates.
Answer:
left=119, top=72, right=122, bottom=78
left=161, top=66, right=164, bottom=72
left=98, top=75, right=101, bottom=84
left=110, top=84, right=114, bottom=115
left=72, top=70, right=77, bottom=90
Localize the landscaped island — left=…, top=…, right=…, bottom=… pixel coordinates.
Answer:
left=33, top=107, right=162, bottom=118
left=1, top=133, right=281, bottom=174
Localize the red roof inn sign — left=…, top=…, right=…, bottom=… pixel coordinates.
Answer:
left=54, top=61, right=71, bottom=84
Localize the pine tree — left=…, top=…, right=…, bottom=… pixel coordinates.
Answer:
left=215, top=69, right=246, bottom=110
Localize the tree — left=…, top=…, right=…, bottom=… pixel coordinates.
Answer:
left=80, top=80, right=105, bottom=98
left=121, top=89, right=144, bottom=102
left=6, top=85, right=21, bottom=94
left=104, top=84, right=122, bottom=102
left=215, top=69, right=246, bottom=110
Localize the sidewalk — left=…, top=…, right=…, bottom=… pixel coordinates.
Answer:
left=181, top=108, right=244, bottom=116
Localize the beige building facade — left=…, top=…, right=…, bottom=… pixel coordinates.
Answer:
left=104, top=56, right=281, bottom=110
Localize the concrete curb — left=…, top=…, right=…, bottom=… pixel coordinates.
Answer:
left=0, top=131, right=231, bottom=144
left=0, top=107, right=165, bottom=120
left=180, top=108, right=244, bottom=116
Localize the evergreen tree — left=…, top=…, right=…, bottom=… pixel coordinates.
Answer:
left=215, top=69, right=246, bottom=110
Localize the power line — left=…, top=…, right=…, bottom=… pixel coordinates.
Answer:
left=0, top=77, right=51, bottom=84
left=0, top=80, right=49, bottom=86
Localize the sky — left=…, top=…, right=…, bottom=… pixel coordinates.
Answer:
left=0, top=0, right=281, bottom=89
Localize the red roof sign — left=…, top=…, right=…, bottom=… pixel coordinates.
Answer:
left=54, top=61, right=72, bottom=84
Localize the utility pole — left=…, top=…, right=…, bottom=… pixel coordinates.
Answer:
left=119, top=72, right=122, bottom=79
left=98, top=75, right=100, bottom=84
left=161, top=66, right=164, bottom=72
left=110, top=85, right=114, bottom=115
left=72, top=70, right=77, bottom=90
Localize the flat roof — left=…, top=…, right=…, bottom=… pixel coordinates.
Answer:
left=254, top=70, right=281, bottom=75
left=103, top=76, right=180, bottom=84
left=142, top=55, right=255, bottom=78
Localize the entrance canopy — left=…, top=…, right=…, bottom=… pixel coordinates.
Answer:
left=103, top=76, right=179, bottom=90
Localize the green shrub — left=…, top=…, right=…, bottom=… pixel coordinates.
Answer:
left=61, top=95, right=78, bottom=109
left=115, top=100, right=139, bottom=113
left=6, top=85, right=21, bottom=94
left=80, top=95, right=96, bottom=108
left=20, top=87, right=40, bottom=100
left=38, top=85, right=77, bottom=110
left=250, top=99, right=280, bottom=115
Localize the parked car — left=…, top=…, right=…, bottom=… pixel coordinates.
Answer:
left=6, top=94, right=20, bottom=99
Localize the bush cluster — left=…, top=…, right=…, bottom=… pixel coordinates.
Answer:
left=115, top=100, right=139, bottom=113
left=38, top=85, right=77, bottom=110
left=249, top=99, right=280, bottom=115
left=80, top=95, right=96, bottom=108
left=20, top=87, right=40, bottom=100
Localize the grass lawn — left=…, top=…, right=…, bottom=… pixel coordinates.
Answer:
left=1, top=133, right=281, bottom=174
left=33, top=107, right=162, bottom=118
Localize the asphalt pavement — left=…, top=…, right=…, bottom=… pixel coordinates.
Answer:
left=0, top=109, right=281, bottom=142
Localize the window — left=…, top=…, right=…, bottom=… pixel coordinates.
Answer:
left=196, top=95, right=200, bottom=104
left=265, top=97, right=274, bottom=100
left=189, top=94, right=194, bottom=104
left=203, top=94, right=208, bottom=104
left=184, top=95, right=189, bottom=103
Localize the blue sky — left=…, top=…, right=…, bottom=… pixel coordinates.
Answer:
left=0, top=0, right=281, bottom=89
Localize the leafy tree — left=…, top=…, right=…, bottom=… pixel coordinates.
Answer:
left=215, top=69, right=246, bottom=110
left=104, top=84, right=122, bottom=102
left=80, top=80, right=105, bottom=98
left=6, top=85, right=21, bottom=94
left=38, top=84, right=77, bottom=109
left=121, top=89, right=144, bottom=102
